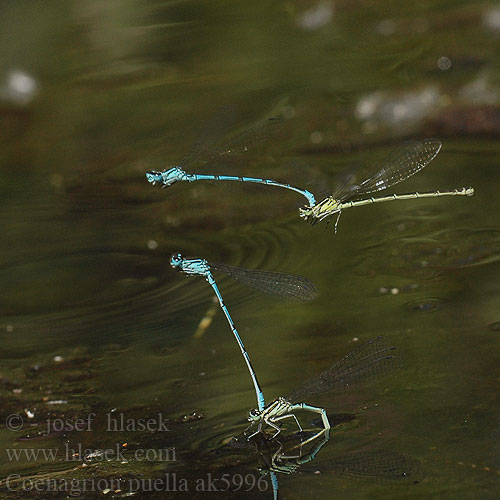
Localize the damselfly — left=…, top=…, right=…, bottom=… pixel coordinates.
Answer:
left=146, top=114, right=316, bottom=206
left=247, top=336, right=400, bottom=440
left=170, top=253, right=318, bottom=412
left=299, top=139, right=474, bottom=232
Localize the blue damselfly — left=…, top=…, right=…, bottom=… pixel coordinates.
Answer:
left=147, top=113, right=316, bottom=206
left=170, top=253, right=318, bottom=412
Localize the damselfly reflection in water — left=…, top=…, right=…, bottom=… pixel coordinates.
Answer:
left=170, top=252, right=318, bottom=412
left=300, top=139, right=474, bottom=232
left=246, top=336, right=400, bottom=442
left=146, top=109, right=316, bottom=206
left=257, top=433, right=424, bottom=484
left=265, top=443, right=425, bottom=499
left=228, top=420, right=423, bottom=499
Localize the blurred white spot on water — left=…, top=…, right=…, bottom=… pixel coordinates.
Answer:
left=50, top=174, right=64, bottom=190
left=356, top=92, right=384, bottom=120
left=147, top=240, right=158, bottom=250
left=437, top=56, right=451, bottom=71
left=375, top=17, right=428, bottom=36
left=355, top=86, right=440, bottom=134
left=459, top=72, right=500, bottom=105
left=310, top=131, right=323, bottom=144
left=482, top=7, right=500, bottom=32
left=376, top=19, right=396, bottom=36
left=296, top=0, right=334, bottom=30
left=164, top=215, right=180, bottom=227
left=1, top=70, right=38, bottom=105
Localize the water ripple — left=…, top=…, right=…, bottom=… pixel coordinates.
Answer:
left=355, top=228, right=500, bottom=278
left=405, top=298, right=443, bottom=312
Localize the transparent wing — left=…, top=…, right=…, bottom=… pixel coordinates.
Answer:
left=181, top=105, right=238, bottom=169
left=182, top=116, right=284, bottom=170
left=333, top=139, right=442, bottom=202
left=285, top=336, right=400, bottom=402
left=303, top=450, right=425, bottom=485
left=330, top=162, right=366, bottom=201
left=210, top=262, right=318, bottom=302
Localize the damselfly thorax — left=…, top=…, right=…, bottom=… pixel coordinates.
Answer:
left=246, top=396, right=330, bottom=443
left=299, top=197, right=341, bottom=223
left=146, top=167, right=189, bottom=187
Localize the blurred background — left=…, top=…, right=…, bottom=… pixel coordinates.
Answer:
left=0, top=1, right=499, bottom=498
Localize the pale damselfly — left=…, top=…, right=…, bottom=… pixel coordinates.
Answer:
left=170, top=253, right=318, bottom=412
left=247, top=336, right=400, bottom=441
left=299, top=139, right=474, bottom=232
left=147, top=115, right=317, bottom=207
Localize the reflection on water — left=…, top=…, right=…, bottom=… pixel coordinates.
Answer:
left=0, top=0, right=499, bottom=499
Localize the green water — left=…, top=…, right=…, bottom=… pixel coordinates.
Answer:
left=0, top=1, right=499, bottom=498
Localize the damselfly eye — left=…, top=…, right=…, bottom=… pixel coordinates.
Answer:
left=248, top=409, right=260, bottom=420
left=170, top=253, right=183, bottom=268
left=145, top=171, right=162, bottom=184
left=257, top=468, right=269, bottom=477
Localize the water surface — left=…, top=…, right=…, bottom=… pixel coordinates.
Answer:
left=0, top=1, right=499, bottom=499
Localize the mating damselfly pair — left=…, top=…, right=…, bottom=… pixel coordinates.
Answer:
left=172, top=253, right=407, bottom=499
left=171, top=254, right=399, bottom=438
left=147, top=112, right=473, bottom=232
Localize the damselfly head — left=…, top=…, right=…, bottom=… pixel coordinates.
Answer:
left=256, top=467, right=269, bottom=477
left=145, top=171, right=164, bottom=186
left=299, top=205, right=313, bottom=220
left=170, top=253, right=184, bottom=270
left=299, top=204, right=325, bottom=225
left=248, top=408, right=262, bottom=422
left=299, top=205, right=321, bottom=225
